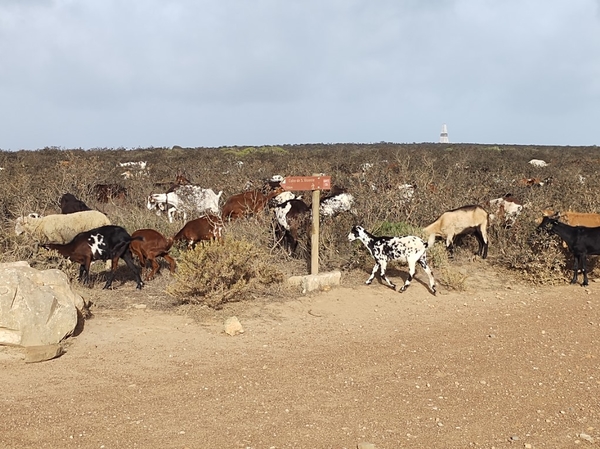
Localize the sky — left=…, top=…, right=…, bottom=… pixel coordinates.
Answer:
left=1, top=0, right=599, bottom=151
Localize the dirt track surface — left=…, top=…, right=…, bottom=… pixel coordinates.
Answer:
left=1, top=267, right=600, bottom=449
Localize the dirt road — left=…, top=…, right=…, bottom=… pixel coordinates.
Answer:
left=1, top=268, right=599, bottom=448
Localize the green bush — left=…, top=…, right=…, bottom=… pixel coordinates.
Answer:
left=374, top=220, right=421, bottom=237
left=166, top=238, right=284, bottom=308
left=221, top=146, right=288, bottom=157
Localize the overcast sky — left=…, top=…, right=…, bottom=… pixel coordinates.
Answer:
left=1, top=0, right=599, bottom=151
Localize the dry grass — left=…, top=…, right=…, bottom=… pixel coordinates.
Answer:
left=166, top=237, right=284, bottom=308
left=2, top=143, right=599, bottom=303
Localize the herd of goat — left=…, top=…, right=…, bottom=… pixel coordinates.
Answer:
left=13, top=164, right=600, bottom=293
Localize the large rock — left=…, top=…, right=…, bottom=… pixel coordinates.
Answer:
left=0, top=261, right=84, bottom=347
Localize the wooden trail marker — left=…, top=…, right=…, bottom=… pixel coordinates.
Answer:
left=280, top=175, right=331, bottom=192
left=280, top=175, right=332, bottom=275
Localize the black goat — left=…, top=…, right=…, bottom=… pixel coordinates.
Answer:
left=273, top=199, right=311, bottom=255
left=538, top=215, right=600, bottom=286
left=60, top=193, right=92, bottom=214
left=44, top=225, right=143, bottom=289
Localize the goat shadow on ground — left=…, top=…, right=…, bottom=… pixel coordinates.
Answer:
left=88, top=263, right=143, bottom=289
left=366, top=266, right=436, bottom=295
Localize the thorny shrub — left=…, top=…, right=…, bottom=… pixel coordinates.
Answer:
left=2, top=143, right=600, bottom=302
left=166, top=238, right=284, bottom=308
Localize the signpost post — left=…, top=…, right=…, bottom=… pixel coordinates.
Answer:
left=280, top=175, right=332, bottom=275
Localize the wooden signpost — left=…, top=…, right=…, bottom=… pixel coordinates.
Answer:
left=280, top=175, right=331, bottom=192
left=280, top=175, right=332, bottom=275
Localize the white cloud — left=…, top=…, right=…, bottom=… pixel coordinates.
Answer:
left=1, top=0, right=599, bottom=149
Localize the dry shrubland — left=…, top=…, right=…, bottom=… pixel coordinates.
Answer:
left=167, top=238, right=284, bottom=309
left=1, top=143, right=599, bottom=305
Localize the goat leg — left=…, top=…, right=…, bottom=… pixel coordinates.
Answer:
left=164, top=254, right=177, bottom=274
left=418, top=258, right=437, bottom=294
left=571, top=257, right=579, bottom=284
left=122, top=251, right=144, bottom=289
left=581, top=255, right=589, bottom=286
left=102, top=257, right=120, bottom=289
left=366, top=263, right=379, bottom=284
left=481, top=242, right=489, bottom=259
left=147, top=258, right=160, bottom=281
left=378, top=261, right=396, bottom=289
left=399, top=261, right=417, bottom=292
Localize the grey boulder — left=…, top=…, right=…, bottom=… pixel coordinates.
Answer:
left=0, top=261, right=84, bottom=347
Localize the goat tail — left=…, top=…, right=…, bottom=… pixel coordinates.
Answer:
left=114, top=240, right=132, bottom=255
left=165, top=237, right=175, bottom=251
left=116, top=235, right=142, bottom=256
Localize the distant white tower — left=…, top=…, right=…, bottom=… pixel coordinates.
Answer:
left=439, top=124, right=449, bottom=143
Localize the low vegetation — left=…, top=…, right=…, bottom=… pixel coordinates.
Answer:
left=167, top=238, right=284, bottom=308
left=1, top=143, right=598, bottom=305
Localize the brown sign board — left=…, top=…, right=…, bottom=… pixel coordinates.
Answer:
left=280, top=176, right=331, bottom=191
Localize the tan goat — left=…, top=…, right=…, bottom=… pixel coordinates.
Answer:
left=423, top=205, right=490, bottom=258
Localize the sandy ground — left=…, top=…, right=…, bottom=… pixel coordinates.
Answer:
left=1, top=263, right=600, bottom=449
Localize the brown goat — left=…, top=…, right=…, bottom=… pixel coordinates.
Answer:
left=542, top=210, right=600, bottom=228
left=130, top=229, right=176, bottom=281
left=173, top=214, right=224, bottom=249
left=518, top=177, right=553, bottom=187
left=221, top=188, right=283, bottom=221
left=92, top=183, right=128, bottom=203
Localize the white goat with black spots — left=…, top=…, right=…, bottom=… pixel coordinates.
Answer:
left=348, top=225, right=436, bottom=294
left=320, top=186, right=355, bottom=217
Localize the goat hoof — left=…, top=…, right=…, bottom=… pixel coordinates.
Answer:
left=137, top=283, right=144, bottom=290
